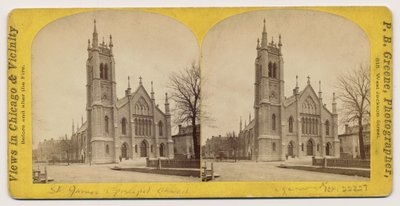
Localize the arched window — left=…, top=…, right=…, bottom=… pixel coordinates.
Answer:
left=140, top=119, right=143, bottom=135
left=301, top=117, right=305, bottom=134
left=272, top=142, right=276, bottom=151
left=288, top=116, right=294, bottom=133
left=104, top=64, right=108, bottom=80
left=100, top=63, right=104, bottom=79
left=268, top=62, right=272, bottom=77
left=158, top=121, right=163, bottom=136
left=104, top=116, right=109, bottom=133
left=311, top=119, right=315, bottom=134
left=105, top=144, right=109, bottom=154
left=272, top=114, right=276, bottom=131
left=121, top=118, right=127, bottom=135
left=325, top=120, right=330, bottom=135
left=273, top=63, right=277, bottom=78
left=134, top=118, right=138, bottom=135
left=301, top=143, right=304, bottom=151
left=135, top=144, right=138, bottom=153
left=148, top=120, right=152, bottom=136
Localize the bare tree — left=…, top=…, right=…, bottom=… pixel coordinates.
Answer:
left=169, top=63, right=201, bottom=159
left=337, top=65, right=370, bottom=159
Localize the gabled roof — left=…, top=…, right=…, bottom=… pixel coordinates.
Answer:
left=75, top=121, right=87, bottom=134
left=242, top=119, right=255, bottom=132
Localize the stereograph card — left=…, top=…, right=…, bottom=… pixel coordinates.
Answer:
left=7, top=7, right=392, bottom=198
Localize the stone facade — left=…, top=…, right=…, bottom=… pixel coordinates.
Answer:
left=172, top=124, right=200, bottom=159
left=238, top=20, right=340, bottom=161
left=70, top=20, right=174, bottom=164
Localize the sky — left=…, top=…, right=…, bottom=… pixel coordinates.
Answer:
left=201, top=9, right=370, bottom=144
left=32, top=10, right=199, bottom=148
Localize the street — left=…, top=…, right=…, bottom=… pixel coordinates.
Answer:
left=33, top=163, right=199, bottom=183
left=203, top=160, right=369, bottom=182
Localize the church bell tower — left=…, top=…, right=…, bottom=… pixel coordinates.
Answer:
left=86, top=20, right=117, bottom=164
left=253, top=19, right=285, bottom=161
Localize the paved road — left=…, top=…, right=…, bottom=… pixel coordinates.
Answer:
left=37, top=163, right=199, bottom=183
left=204, top=160, right=369, bottom=182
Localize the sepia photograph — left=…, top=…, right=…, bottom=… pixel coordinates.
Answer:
left=201, top=10, right=371, bottom=182
left=31, top=10, right=201, bottom=183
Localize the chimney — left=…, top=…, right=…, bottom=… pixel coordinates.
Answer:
left=178, top=124, right=182, bottom=133
left=345, top=124, right=350, bottom=134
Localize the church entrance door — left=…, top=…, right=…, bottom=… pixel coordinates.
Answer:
left=159, top=143, right=165, bottom=157
left=326, top=142, right=331, bottom=156
left=288, top=141, right=294, bottom=157
left=121, top=142, right=128, bottom=159
left=140, top=140, right=148, bottom=157
left=307, top=139, right=314, bottom=156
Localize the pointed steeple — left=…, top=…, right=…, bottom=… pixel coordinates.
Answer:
left=92, top=19, right=98, bottom=48
left=151, top=81, right=155, bottom=101
left=332, top=92, right=337, bottom=114
left=240, top=116, right=242, bottom=131
left=318, top=80, right=322, bottom=99
left=72, top=119, right=75, bottom=134
left=165, top=92, right=170, bottom=114
left=278, top=34, right=282, bottom=49
left=109, top=35, right=113, bottom=55
left=125, top=76, right=131, bottom=96
left=261, top=19, right=268, bottom=48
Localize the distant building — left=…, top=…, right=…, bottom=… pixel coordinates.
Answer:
left=339, top=124, right=370, bottom=159
left=33, top=136, right=71, bottom=162
left=172, top=124, right=200, bottom=159
left=203, top=135, right=237, bottom=159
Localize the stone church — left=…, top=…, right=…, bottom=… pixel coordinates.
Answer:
left=71, top=20, right=174, bottom=164
left=238, top=20, right=340, bottom=161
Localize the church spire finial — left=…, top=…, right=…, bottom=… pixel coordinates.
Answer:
left=240, top=116, right=242, bottom=131
left=92, top=19, right=98, bottom=48
left=93, top=19, right=97, bottom=34
left=307, top=76, right=311, bottom=85
left=151, top=81, right=155, bottom=100
left=278, top=34, right=282, bottom=51
left=139, top=76, right=142, bottom=85
left=109, top=35, right=113, bottom=46
left=165, top=92, right=170, bottom=114
left=296, top=75, right=299, bottom=88
left=263, top=18, right=266, bottom=33
left=318, top=80, right=322, bottom=99
left=257, top=38, right=260, bottom=49
left=128, top=76, right=131, bottom=89
left=332, top=92, right=337, bottom=114
left=261, top=19, right=268, bottom=47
